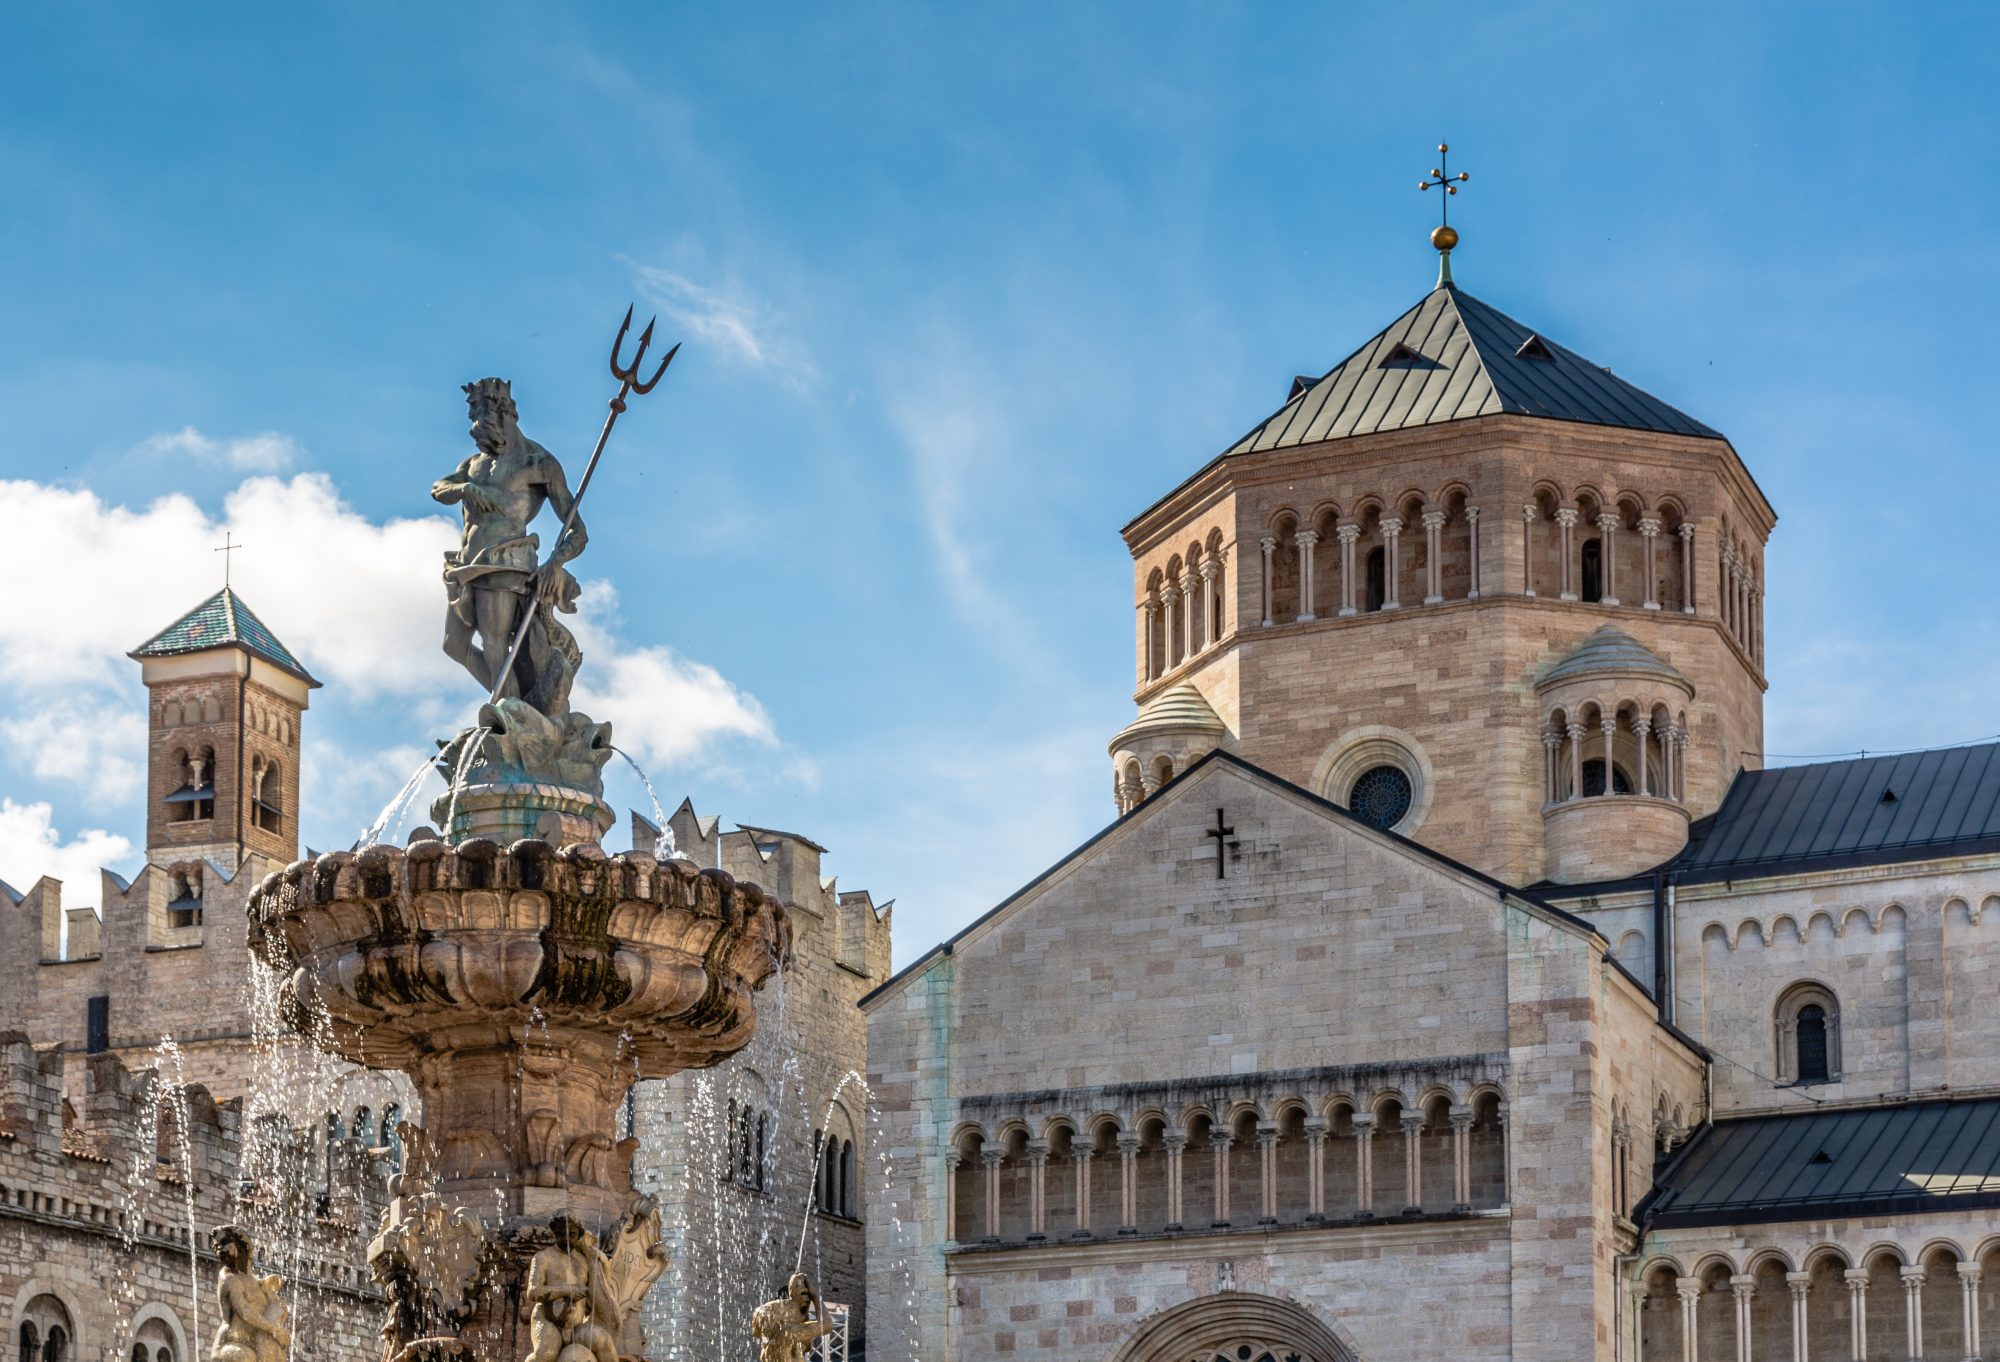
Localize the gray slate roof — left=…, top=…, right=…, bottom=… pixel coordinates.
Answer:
left=1538, top=625, right=1691, bottom=691
left=1224, top=284, right=1720, bottom=455
left=129, top=587, right=319, bottom=686
left=1672, top=742, right=2000, bottom=882
left=1645, top=1097, right=2000, bottom=1228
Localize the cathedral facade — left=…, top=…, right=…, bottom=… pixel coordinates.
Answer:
left=865, top=254, right=2000, bottom=1361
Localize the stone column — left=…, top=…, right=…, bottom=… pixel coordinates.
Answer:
left=1199, top=558, right=1222, bottom=649
left=1163, top=586, right=1179, bottom=668
left=1631, top=1281, right=1652, bottom=1362
left=1679, top=523, right=1697, bottom=615
left=1676, top=729, right=1689, bottom=803
left=1633, top=719, right=1653, bottom=797
left=1901, top=1264, right=1926, bottom=1360
left=1556, top=508, right=1579, bottom=600
left=1845, top=1267, right=1869, bottom=1362
left=1676, top=1278, right=1703, bottom=1362
left=1337, top=523, right=1360, bottom=616
left=1259, top=536, right=1275, bottom=628
left=1598, top=512, right=1623, bottom=605
left=1449, top=1107, right=1473, bottom=1211
left=1523, top=504, right=1540, bottom=597
left=944, top=1152, right=960, bottom=1242
left=1162, top=1130, right=1187, bottom=1231
left=1210, top=1133, right=1234, bottom=1227
left=1402, top=1112, right=1425, bottom=1214
left=1752, top=587, right=1764, bottom=665
left=1380, top=518, right=1403, bottom=609
left=1302, top=1117, right=1327, bottom=1222
left=1958, top=1261, right=1981, bottom=1359
left=1116, top=1132, right=1139, bottom=1236
left=1295, top=530, right=1319, bottom=622
left=1071, top=1148, right=1093, bottom=1238
left=1024, top=1141, right=1049, bottom=1241
left=1182, top=571, right=1201, bottom=655
left=1257, top=1122, right=1280, bottom=1225
left=981, top=1147, right=1004, bottom=1243
left=1600, top=717, right=1619, bottom=797
left=1352, top=1115, right=1376, bottom=1216
left=1422, top=509, right=1447, bottom=605
left=1567, top=724, right=1585, bottom=803
left=1542, top=731, right=1561, bottom=802
left=1730, top=1275, right=1756, bottom=1362
left=1639, top=517, right=1661, bottom=609
left=1786, top=1272, right=1811, bottom=1362
left=1467, top=506, right=1482, bottom=598
left=1139, top=593, right=1159, bottom=684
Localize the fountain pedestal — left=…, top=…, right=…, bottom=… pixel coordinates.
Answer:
left=250, top=836, right=790, bottom=1362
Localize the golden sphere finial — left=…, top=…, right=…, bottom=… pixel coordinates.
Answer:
left=1431, top=224, right=1459, bottom=252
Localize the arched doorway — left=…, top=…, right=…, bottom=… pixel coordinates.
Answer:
left=1114, top=1292, right=1356, bottom=1362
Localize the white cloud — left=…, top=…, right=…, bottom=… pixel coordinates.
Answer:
left=0, top=799, right=135, bottom=904
left=626, top=260, right=815, bottom=387
left=140, top=425, right=302, bottom=473
left=570, top=582, right=776, bottom=767
left=0, top=469, right=782, bottom=813
left=0, top=703, right=146, bottom=803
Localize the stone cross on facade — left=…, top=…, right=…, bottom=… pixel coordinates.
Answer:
left=1204, top=807, right=1239, bottom=880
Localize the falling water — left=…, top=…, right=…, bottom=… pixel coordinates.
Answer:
left=795, top=1069, right=870, bottom=1274
left=357, top=752, right=440, bottom=848
left=611, top=746, right=678, bottom=857
left=440, top=725, right=492, bottom=842
left=153, top=1038, right=204, bottom=1359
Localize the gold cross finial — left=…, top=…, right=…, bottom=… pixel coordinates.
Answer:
left=1418, top=142, right=1470, bottom=285
left=214, top=531, right=244, bottom=587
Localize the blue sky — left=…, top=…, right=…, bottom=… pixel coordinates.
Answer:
left=3, top=4, right=1998, bottom=965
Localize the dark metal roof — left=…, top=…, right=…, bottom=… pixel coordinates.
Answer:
left=1674, top=742, right=2000, bottom=882
left=1224, top=284, right=1720, bottom=455
left=1645, top=1097, right=2000, bottom=1229
left=129, top=587, right=320, bottom=686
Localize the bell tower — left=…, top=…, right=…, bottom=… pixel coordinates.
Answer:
left=130, top=587, right=319, bottom=873
left=1111, top=191, right=1774, bottom=886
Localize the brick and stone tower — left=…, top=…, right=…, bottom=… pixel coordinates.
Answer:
left=129, top=587, right=318, bottom=873
left=1111, top=237, right=1775, bottom=886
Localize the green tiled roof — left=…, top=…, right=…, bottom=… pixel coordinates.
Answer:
left=129, top=587, right=319, bottom=686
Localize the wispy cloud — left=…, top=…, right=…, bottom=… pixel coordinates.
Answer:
left=140, top=425, right=302, bottom=473
left=625, top=259, right=816, bottom=390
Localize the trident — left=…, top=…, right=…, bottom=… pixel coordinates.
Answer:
left=485, top=305, right=680, bottom=705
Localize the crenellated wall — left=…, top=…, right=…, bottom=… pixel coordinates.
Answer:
left=0, top=1034, right=387, bottom=1362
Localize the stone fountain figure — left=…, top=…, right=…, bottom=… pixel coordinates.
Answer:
left=209, top=1226, right=291, bottom=1362
left=749, top=1273, right=834, bottom=1362
left=430, top=375, right=615, bottom=845
left=246, top=317, right=793, bottom=1362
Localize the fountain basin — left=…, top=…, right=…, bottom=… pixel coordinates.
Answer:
left=247, top=838, right=791, bottom=1228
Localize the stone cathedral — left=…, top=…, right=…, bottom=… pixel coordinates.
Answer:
left=865, top=231, right=2000, bottom=1362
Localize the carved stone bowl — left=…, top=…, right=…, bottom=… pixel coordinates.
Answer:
left=248, top=839, right=792, bottom=1226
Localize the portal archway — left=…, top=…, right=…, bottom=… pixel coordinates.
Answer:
left=1113, top=1292, right=1357, bottom=1362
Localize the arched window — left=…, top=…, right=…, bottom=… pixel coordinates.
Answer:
left=1776, top=984, right=1841, bottom=1085
left=20, top=1323, right=37, bottom=1362
left=1365, top=547, right=1386, bottom=612
left=382, top=1104, right=404, bottom=1169
left=1580, top=759, right=1633, bottom=796
left=839, top=1138, right=855, bottom=1217
left=42, top=1329, right=63, bottom=1362
left=1580, top=539, right=1603, bottom=603
left=352, top=1106, right=373, bottom=1146
left=254, top=761, right=283, bottom=833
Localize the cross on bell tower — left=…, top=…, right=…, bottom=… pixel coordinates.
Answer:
left=1419, top=142, right=1471, bottom=286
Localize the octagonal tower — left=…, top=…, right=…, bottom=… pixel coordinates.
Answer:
left=1112, top=264, right=1775, bottom=886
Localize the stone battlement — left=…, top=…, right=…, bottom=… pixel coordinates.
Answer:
left=644, top=801, right=893, bottom=983
left=0, top=1032, right=386, bottom=1295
